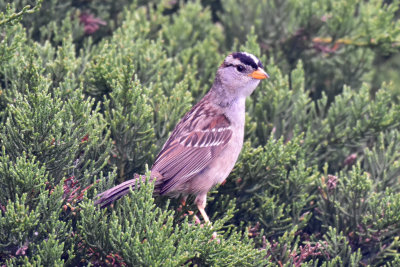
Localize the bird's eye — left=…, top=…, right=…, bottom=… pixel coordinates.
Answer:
left=236, top=65, right=245, bottom=72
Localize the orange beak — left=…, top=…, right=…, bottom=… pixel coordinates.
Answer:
left=248, top=68, right=269, bottom=80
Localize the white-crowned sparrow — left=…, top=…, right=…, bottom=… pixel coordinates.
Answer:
left=95, top=52, right=269, bottom=223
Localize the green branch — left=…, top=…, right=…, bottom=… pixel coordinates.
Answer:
left=0, top=0, right=43, bottom=27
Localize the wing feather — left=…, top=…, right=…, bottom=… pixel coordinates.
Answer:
left=151, top=102, right=232, bottom=195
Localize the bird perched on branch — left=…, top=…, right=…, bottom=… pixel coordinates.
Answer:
left=95, top=52, right=269, bottom=223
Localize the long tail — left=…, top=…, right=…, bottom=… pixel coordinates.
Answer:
left=94, top=178, right=139, bottom=208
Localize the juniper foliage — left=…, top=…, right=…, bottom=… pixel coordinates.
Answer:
left=1, top=0, right=400, bottom=265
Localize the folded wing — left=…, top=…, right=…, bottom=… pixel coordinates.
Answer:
left=152, top=109, right=232, bottom=195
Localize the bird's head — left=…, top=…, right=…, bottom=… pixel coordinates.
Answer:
left=215, top=52, right=269, bottom=98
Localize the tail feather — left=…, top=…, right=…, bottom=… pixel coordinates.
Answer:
left=94, top=179, right=138, bottom=208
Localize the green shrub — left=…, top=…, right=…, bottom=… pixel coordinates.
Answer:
left=1, top=0, right=400, bottom=265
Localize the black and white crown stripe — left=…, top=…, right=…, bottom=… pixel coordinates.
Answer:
left=231, top=52, right=263, bottom=70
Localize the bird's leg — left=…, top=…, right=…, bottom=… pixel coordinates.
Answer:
left=177, top=195, right=188, bottom=213
left=178, top=196, right=201, bottom=225
left=195, top=194, right=210, bottom=224
left=196, top=194, right=219, bottom=243
left=180, top=195, right=187, bottom=206
left=198, top=205, right=210, bottom=224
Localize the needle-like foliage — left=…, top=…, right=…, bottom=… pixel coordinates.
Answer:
left=1, top=0, right=400, bottom=265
